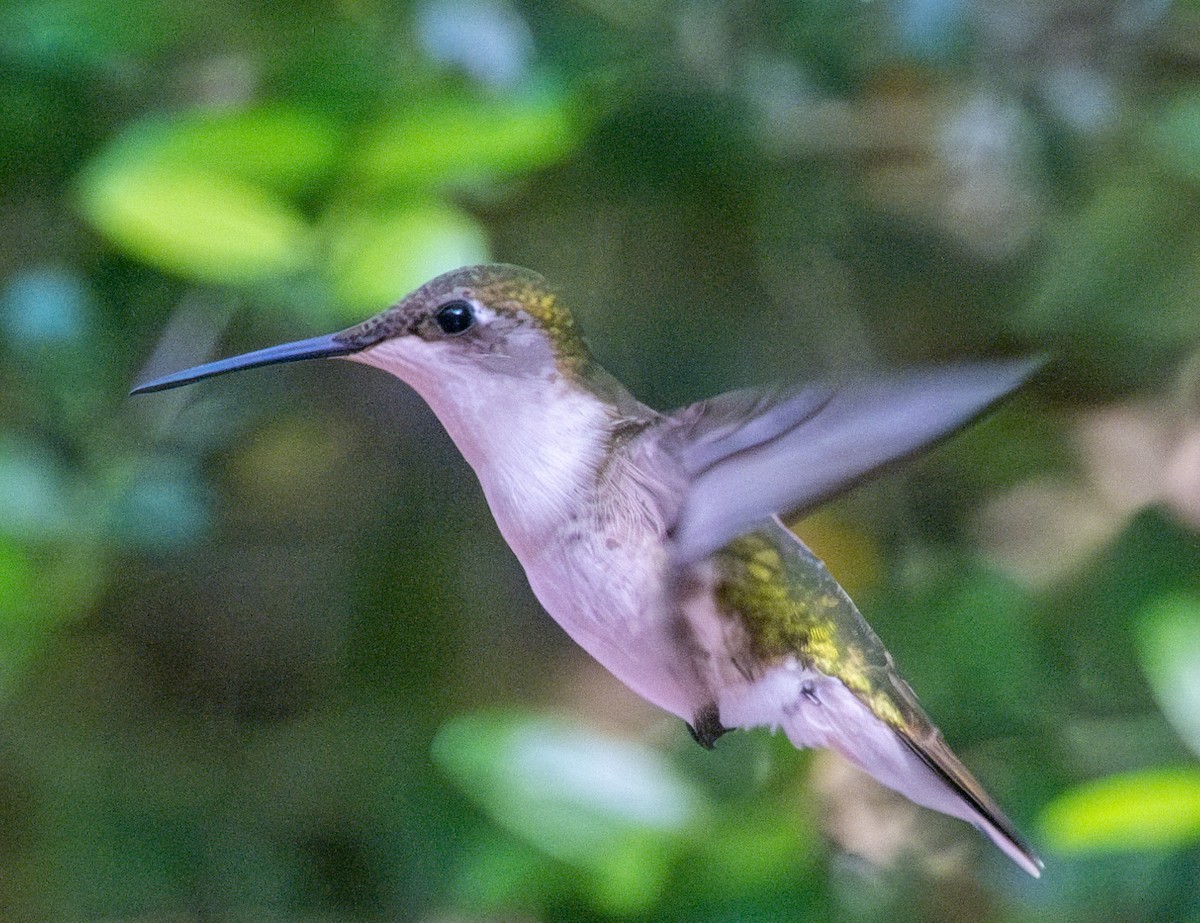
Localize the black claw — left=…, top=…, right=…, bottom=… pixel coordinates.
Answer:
left=686, top=703, right=728, bottom=750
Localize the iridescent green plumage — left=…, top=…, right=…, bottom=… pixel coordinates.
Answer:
left=716, top=519, right=910, bottom=730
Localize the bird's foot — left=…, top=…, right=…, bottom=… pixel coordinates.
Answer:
left=686, top=703, right=728, bottom=749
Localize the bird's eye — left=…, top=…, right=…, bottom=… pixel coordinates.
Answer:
left=435, top=300, right=475, bottom=335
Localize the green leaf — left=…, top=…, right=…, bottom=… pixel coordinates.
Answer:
left=0, top=0, right=195, bottom=68
left=1137, top=593, right=1200, bottom=757
left=1039, top=767, right=1200, bottom=853
left=1150, top=93, right=1200, bottom=187
left=1017, top=181, right=1200, bottom=388
left=0, top=536, right=90, bottom=697
left=77, top=132, right=312, bottom=285
left=0, top=538, right=46, bottom=632
left=432, top=710, right=706, bottom=913
left=694, top=801, right=815, bottom=897
left=882, top=560, right=1042, bottom=737
left=351, top=92, right=581, bottom=192
left=133, top=108, right=342, bottom=194
left=449, top=834, right=556, bottom=914
left=325, top=201, right=489, bottom=313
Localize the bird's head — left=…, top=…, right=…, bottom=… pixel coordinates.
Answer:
left=131, top=264, right=594, bottom=396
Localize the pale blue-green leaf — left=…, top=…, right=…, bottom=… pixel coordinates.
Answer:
left=1, top=266, right=90, bottom=347
left=416, top=0, right=533, bottom=89
left=433, top=710, right=706, bottom=910
left=109, top=457, right=211, bottom=551
left=0, top=436, right=77, bottom=540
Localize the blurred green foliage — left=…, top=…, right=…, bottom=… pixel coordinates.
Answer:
left=2, top=0, right=1200, bottom=920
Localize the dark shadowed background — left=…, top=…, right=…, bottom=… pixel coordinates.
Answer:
left=2, top=0, right=1200, bottom=919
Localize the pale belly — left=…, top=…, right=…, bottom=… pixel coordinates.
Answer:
left=517, top=530, right=711, bottom=721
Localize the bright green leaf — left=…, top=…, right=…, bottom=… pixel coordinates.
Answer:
left=586, top=832, right=674, bottom=914
left=692, top=801, right=812, bottom=899
left=352, top=92, right=581, bottom=191
left=0, top=538, right=42, bottom=624
left=1039, top=767, right=1200, bottom=853
left=77, top=143, right=311, bottom=285
left=1137, top=593, right=1200, bottom=757
left=326, top=201, right=488, bottom=313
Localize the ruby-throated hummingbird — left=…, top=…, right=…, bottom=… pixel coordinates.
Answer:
left=133, top=264, right=1043, bottom=877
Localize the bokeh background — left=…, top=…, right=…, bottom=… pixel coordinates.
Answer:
left=3, top=0, right=1200, bottom=919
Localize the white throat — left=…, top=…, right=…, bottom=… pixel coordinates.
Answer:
left=349, top=338, right=613, bottom=556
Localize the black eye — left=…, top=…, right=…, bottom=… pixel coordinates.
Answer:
left=435, top=300, right=475, bottom=335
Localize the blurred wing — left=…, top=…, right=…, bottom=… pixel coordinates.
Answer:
left=664, top=358, right=1043, bottom=564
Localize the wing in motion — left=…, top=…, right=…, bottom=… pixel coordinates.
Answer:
left=662, top=358, right=1043, bottom=564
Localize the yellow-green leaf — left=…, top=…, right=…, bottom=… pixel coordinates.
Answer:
left=139, top=107, right=342, bottom=193
left=326, top=201, right=488, bottom=314
left=352, top=92, right=580, bottom=191
left=78, top=157, right=311, bottom=285
left=1039, top=767, right=1200, bottom=853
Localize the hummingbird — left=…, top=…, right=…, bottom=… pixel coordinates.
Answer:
left=133, top=264, right=1043, bottom=877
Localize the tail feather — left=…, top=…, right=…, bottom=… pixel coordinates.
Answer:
left=897, top=730, right=1043, bottom=877
left=755, top=670, right=1043, bottom=877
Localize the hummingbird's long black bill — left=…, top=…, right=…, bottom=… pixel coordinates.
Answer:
left=130, top=333, right=361, bottom=395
